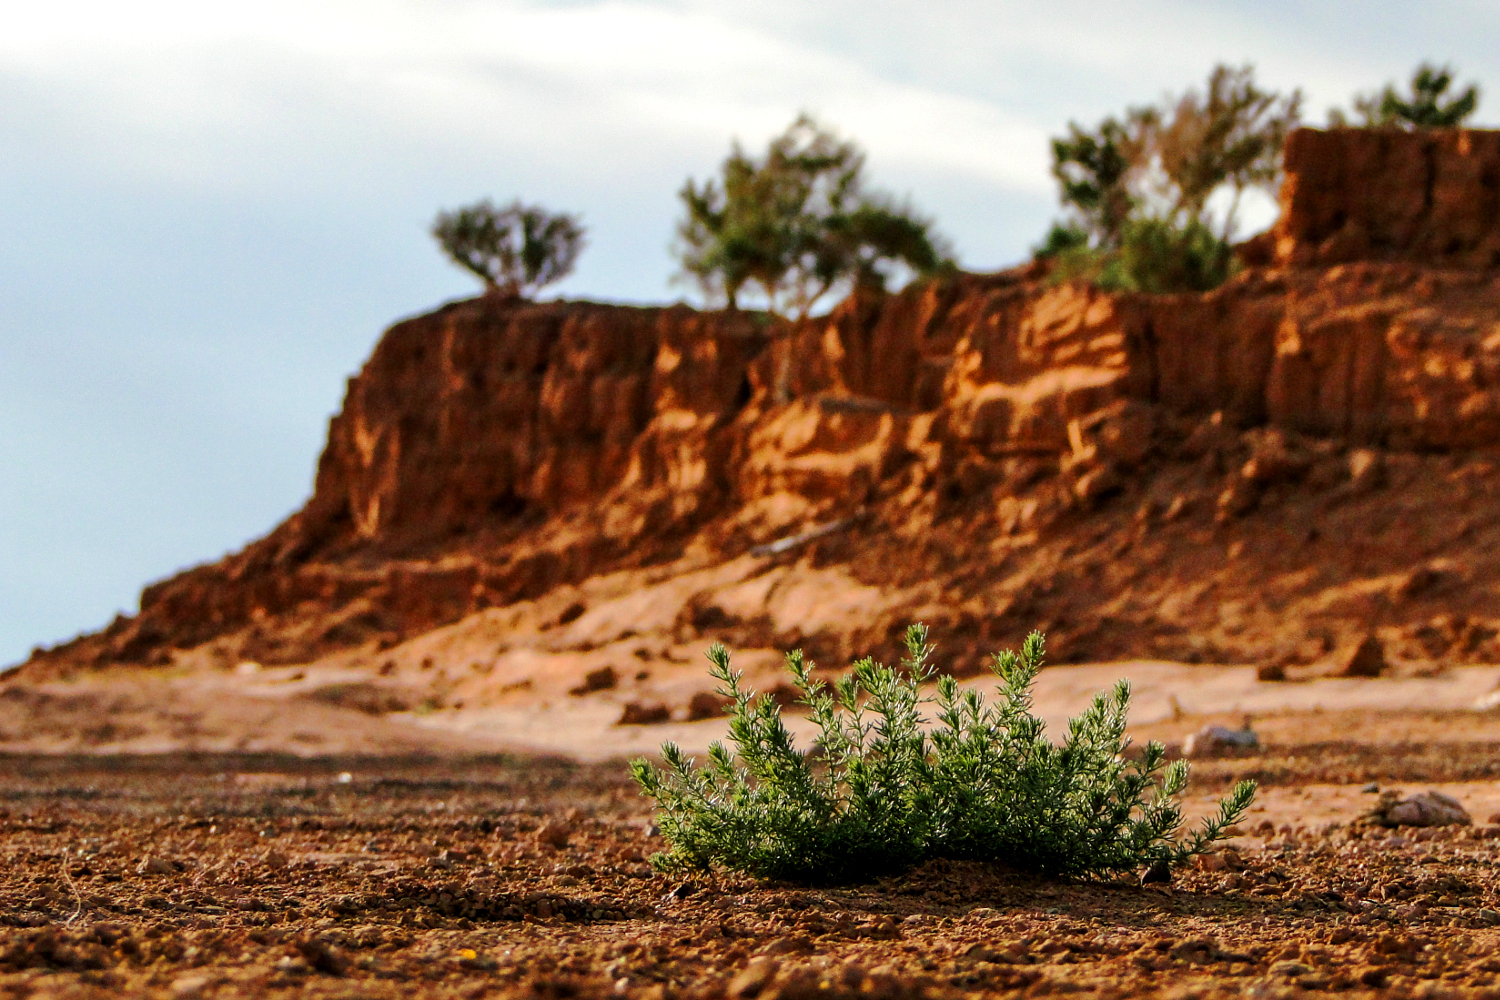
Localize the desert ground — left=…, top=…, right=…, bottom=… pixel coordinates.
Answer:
left=8, top=660, right=1500, bottom=999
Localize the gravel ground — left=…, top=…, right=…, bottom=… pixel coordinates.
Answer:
left=5, top=751, right=1500, bottom=999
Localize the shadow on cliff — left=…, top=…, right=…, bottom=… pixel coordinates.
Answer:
left=18, top=127, right=1500, bottom=701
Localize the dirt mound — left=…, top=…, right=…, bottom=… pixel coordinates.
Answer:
left=15, top=128, right=1500, bottom=701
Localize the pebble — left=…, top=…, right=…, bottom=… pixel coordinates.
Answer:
left=1182, top=723, right=1258, bottom=758
left=169, top=975, right=212, bottom=997
left=534, top=820, right=573, bottom=848
left=729, top=957, right=779, bottom=999
left=1269, top=960, right=1312, bottom=977
left=1361, top=789, right=1472, bottom=828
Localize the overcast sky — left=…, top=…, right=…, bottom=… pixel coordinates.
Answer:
left=3, top=1, right=1497, bottom=668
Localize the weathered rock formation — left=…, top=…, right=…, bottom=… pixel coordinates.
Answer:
left=19, top=128, right=1500, bottom=681
left=1277, top=127, right=1500, bottom=270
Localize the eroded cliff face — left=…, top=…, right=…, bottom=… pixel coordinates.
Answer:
left=22, top=128, right=1500, bottom=684
left=1276, top=127, right=1500, bottom=270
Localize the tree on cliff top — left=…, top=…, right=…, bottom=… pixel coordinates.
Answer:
left=1329, top=62, right=1480, bottom=129
left=1050, top=113, right=1149, bottom=251
left=1048, top=64, right=1299, bottom=250
left=1149, top=65, right=1301, bottom=240
left=674, top=115, right=953, bottom=318
left=432, top=200, right=586, bottom=298
left=1040, top=63, right=1298, bottom=293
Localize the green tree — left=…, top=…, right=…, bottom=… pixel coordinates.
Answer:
left=1151, top=64, right=1301, bottom=240
left=1050, top=114, right=1149, bottom=249
left=1040, top=63, right=1297, bottom=291
left=675, top=115, right=952, bottom=318
left=432, top=199, right=585, bottom=297
left=1330, top=62, right=1480, bottom=129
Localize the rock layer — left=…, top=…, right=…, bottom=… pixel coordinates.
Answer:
left=19, top=128, right=1500, bottom=679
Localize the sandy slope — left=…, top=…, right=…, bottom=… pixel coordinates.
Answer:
left=6, top=652, right=1500, bottom=763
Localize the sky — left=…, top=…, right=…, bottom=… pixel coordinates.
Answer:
left=3, top=0, right=1498, bottom=668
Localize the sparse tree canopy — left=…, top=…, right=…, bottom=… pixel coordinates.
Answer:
left=1330, top=62, right=1480, bottom=130
left=1149, top=65, right=1302, bottom=240
left=1050, top=64, right=1299, bottom=248
left=432, top=200, right=585, bottom=297
left=1051, top=115, right=1147, bottom=250
left=675, top=115, right=952, bottom=318
left=1041, top=64, right=1298, bottom=292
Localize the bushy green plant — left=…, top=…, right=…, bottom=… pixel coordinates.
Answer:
left=1049, top=217, right=1232, bottom=294
left=631, top=626, right=1254, bottom=884
left=675, top=115, right=952, bottom=318
left=1039, top=62, right=1295, bottom=294
left=1330, top=62, right=1480, bottom=130
left=432, top=199, right=585, bottom=298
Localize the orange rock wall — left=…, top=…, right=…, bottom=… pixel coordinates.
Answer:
left=29, top=128, right=1500, bottom=671
left=1276, top=127, right=1500, bottom=269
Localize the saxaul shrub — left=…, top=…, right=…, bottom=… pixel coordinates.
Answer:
left=631, top=626, right=1254, bottom=884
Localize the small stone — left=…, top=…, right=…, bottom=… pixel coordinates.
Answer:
left=618, top=701, right=671, bottom=725
left=1141, top=860, right=1172, bottom=884
left=1361, top=789, right=1471, bottom=828
left=1072, top=463, right=1122, bottom=505
left=1255, top=661, right=1287, bottom=682
left=170, top=975, right=212, bottom=997
left=1215, top=477, right=1260, bottom=521
left=1361, top=782, right=1380, bottom=793
left=262, top=849, right=289, bottom=870
left=1269, top=960, right=1313, bottom=977
left=686, top=691, right=731, bottom=721
left=294, top=937, right=348, bottom=975
left=1341, top=634, right=1387, bottom=678
left=534, top=819, right=572, bottom=847
left=728, top=956, right=779, bottom=998
left=569, top=665, right=619, bottom=697
left=535, top=900, right=553, bottom=919
left=136, top=855, right=176, bottom=876
left=1347, top=449, right=1386, bottom=492
left=1182, top=723, right=1258, bottom=759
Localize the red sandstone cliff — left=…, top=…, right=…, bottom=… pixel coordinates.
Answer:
left=19, top=128, right=1500, bottom=684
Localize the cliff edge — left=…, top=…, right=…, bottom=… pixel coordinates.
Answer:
left=17, top=128, right=1500, bottom=708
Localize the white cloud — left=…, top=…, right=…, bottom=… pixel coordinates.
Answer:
left=0, top=0, right=1067, bottom=197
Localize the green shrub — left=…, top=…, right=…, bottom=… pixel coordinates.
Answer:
left=1049, top=217, right=1232, bottom=294
left=431, top=199, right=585, bottom=298
left=674, top=115, right=952, bottom=318
left=631, top=626, right=1254, bottom=884
left=1330, top=62, right=1480, bottom=129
